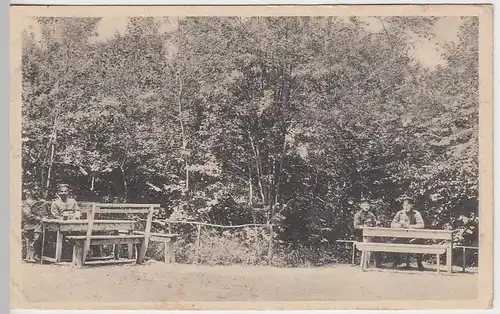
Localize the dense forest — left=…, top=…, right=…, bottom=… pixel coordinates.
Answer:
left=21, top=16, right=479, bottom=266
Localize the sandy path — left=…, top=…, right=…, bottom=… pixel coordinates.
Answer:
left=16, top=261, right=477, bottom=303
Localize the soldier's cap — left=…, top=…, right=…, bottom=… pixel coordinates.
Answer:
left=57, top=183, right=70, bottom=190
left=400, top=195, right=414, bottom=203
left=359, top=198, right=370, bottom=204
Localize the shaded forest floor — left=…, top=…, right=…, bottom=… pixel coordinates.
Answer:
left=17, top=261, right=477, bottom=304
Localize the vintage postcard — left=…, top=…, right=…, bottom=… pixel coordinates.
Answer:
left=10, top=4, right=493, bottom=310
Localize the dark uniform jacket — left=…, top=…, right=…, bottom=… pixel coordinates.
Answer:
left=353, top=210, right=377, bottom=241
left=22, top=199, right=49, bottom=233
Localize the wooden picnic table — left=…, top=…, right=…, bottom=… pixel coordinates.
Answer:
left=357, top=227, right=454, bottom=273
left=41, top=218, right=136, bottom=264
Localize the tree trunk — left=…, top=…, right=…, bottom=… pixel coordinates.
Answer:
left=42, top=114, right=59, bottom=198
left=177, top=72, right=189, bottom=195
left=249, top=160, right=256, bottom=224
left=119, top=166, right=128, bottom=200
left=269, top=156, right=275, bottom=203
left=275, top=139, right=287, bottom=205
left=268, top=224, right=274, bottom=265
left=44, top=141, right=55, bottom=200
left=249, top=133, right=266, bottom=203
left=255, top=143, right=266, bottom=203
left=185, top=159, right=189, bottom=192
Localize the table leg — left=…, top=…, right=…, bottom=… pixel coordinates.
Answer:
left=360, top=251, right=366, bottom=271
left=462, top=247, right=466, bottom=272
left=26, top=238, right=35, bottom=261
left=128, top=230, right=134, bottom=259
left=362, top=235, right=371, bottom=270
left=73, top=242, right=84, bottom=267
left=351, top=242, right=356, bottom=264
left=137, top=240, right=147, bottom=264
left=40, top=228, right=46, bottom=264
left=436, top=254, right=440, bottom=274
left=164, top=239, right=168, bottom=263
left=55, top=231, right=63, bottom=263
left=165, top=239, right=175, bottom=264
left=446, top=240, right=453, bottom=273
left=72, top=243, right=77, bottom=264
left=134, top=244, right=140, bottom=263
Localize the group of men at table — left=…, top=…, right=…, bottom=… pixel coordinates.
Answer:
left=23, top=183, right=425, bottom=269
left=353, top=195, right=426, bottom=271
left=21, top=184, right=82, bottom=262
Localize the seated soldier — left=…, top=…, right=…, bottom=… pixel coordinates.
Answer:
left=50, top=184, right=80, bottom=219
left=22, top=189, right=49, bottom=262
left=50, top=184, right=82, bottom=260
left=353, top=199, right=382, bottom=268
left=390, top=195, right=425, bottom=271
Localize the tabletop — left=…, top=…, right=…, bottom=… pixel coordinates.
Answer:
left=361, top=226, right=454, bottom=240
left=42, top=219, right=135, bottom=224
left=42, top=219, right=136, bottom=232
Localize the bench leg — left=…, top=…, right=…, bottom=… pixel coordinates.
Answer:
left=113, top=244, right=120, bottom=260
left=128, top=244, right=134, bottom=259
left=436, top=254, right=440, bottom=274
left=163, top=240, right=168, bottom=263
left=360, top=251, right=364, bottom=270
left=25, top=238, right=35, bottom=261
left=137, top=241, right=147, bottom=264
left=165, top=239, right=175, bottom=264
left=446, top=241, right=453, bottom=273
left=72, top=243, right=84, bottom=267
left=134, top=244, right=142, bottom=264
left=40, top=228, right=46, bottom=264
left=55, top=231, right=63, bottom=263
left=361, top=251, right=368, bottom=271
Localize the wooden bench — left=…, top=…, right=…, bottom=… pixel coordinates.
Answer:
left=356, top=227, right=454, bottom=274
left=66, top=203, right=159, bottom=267
left=118, top=230, right=179, bottom=263
left=22, top=234, right=37, bottom=262
left=40, top=218, right=136, bottom=264
left=67, top=235, right=144, bottom=266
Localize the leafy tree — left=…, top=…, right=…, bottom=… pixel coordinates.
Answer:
left=21, top=16, right=479, bottom=265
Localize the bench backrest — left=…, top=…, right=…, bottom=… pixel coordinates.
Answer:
left=362, top=227, right=454, bottom=241
left=82, top=203, right=159, bottom=262
left=79, top=203, right=160, bottom=214
left=78, top=202, right=94, bottom=209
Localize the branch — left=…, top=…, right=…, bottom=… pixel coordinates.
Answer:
left=269, top=198, right=294, bottom=222
left=229, top=161, right=250, bottom=179
left=164, top=220, right=271, bottom=228
left=378, top=17, right=396, bottom=54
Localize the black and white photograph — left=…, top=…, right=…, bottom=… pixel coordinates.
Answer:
left=10, top=5, right=493, bottom=310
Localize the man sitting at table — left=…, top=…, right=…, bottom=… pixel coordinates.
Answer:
left=51, top=184, right=80, bottom=219
left=50, top=184, right=83, bottom=259
left=353, top=199, right=382, bottom=268
left=22, top=188, right=50, bottom=262
left=390, top=195, right=425, bottom=271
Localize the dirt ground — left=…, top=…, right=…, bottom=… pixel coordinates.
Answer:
left=16, top=261, right=478, bottom=303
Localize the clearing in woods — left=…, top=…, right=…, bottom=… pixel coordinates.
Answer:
left=18, top=261, right=477, bottom=303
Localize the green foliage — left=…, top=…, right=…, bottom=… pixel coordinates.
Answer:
left=158, top=225, right=271, bottom=266
left=21, top=16, right=479, bottom=266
